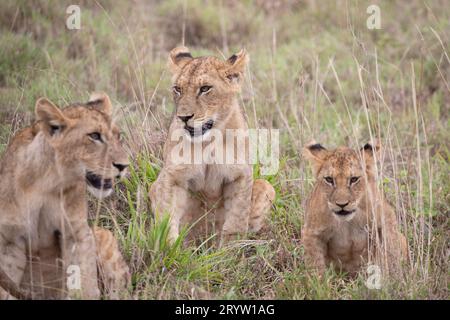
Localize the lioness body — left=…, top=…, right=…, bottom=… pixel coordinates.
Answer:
left=150, top=47, right=275, bottom=242
left=301, top=143, right=407, bottom=275
left=0, top=94, right=130, bottom=299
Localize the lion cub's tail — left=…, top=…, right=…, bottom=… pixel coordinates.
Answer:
left=249, top=179, right=276, bottom=233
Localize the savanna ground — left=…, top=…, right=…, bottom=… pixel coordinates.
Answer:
left=0, top=0, right=448, bottom=299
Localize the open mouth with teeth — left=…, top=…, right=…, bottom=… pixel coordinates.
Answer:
left=334, top=210, right=355, bottom=216
left=86, top=172, right=113, bottom=190
left=184, top=119, right=214, bottom=137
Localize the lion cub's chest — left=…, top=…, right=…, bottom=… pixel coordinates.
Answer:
left=29, top=197, right=65, bottom=252
left=327, top=222, right=368, bottom=269
left=183, top=164, right=244, bottom=200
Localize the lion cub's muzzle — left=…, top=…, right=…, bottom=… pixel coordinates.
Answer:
left=328, top=201, right=357, bottom=219
left=86, top=172, right=113, bottom=191
left=184, top=119, right=214, bottom=137
left=334, top=209, right=355, bottom=216
left=85, top=162, right=128, bottom=198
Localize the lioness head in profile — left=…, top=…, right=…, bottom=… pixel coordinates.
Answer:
left=35, top=93, right=129, bottom=198
left=167, top=46, right=248, bottom=140
left=303, top=142, right=379, bottom=221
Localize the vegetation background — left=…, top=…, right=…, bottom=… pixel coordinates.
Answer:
left=0, top=0, right=448, bottom=299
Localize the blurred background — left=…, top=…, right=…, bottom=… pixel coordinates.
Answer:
left=0, top=0, right=448, bottom=299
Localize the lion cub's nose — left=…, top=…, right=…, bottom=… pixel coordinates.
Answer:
left=113, top=162, right=129, bottom=172
left=178, top=114, right=194, bottom=123
left=336, top=201, right=349, bottom=208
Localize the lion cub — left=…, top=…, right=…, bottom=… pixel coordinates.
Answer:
left=149, top=47, right=275, bottom=244
left=0, top=93, right=130, bottom=299
left=301, top=142, right=407, bottom=275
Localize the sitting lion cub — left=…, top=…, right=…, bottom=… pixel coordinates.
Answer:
left=301, top=142, right=407, bottom=275
left=149, top=47, right=275, bottom=244
left=0, top=93, right=130, bottom=299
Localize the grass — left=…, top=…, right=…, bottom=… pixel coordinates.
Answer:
left=0, top=0, right=448, bottom=299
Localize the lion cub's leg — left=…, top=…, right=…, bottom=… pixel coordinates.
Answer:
left=150, top=176, right=200, bottom=242
left=376, top=203, right=409, bottom=274
left=219, top=173, right=253, bottom=243
left=0, top=238, right=27, bottom=300
left=94, top=227, right=130, bottom=300
left=301, top=229, right=328, bottom=275
left=248, top=179, right=275, bottom=233
left=63, top=221, right=100, bottom=299
left=19, top=244, right=65, bottom=300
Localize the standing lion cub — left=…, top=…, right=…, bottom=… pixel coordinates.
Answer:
left=149, top=47, right=275, bottom=244
left=301, top=142, right=408, bottom=276
left=0, top=93, right=130, bottom=299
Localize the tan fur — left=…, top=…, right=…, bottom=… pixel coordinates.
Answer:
left=149, top=47, right=275, bottom=244
left=0, top=93, right=130, bottom=299
left=301, top=142, right=408, bottom=275
left=94, top=227, right=131, bottom=299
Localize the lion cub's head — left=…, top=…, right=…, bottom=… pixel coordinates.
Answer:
left=303, top=142, right=380, bottom=221
left=167, top=46, right=248, bottom=139
left=35, top=93, right=129, bottom=198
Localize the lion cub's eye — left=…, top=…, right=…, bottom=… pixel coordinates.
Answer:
left=172, top=86, right=181, bottom=96
left=88, top=132, right=102, bottom=142
left=324, top=177, right=334, bottom=185
left=199, top=85, right=212, bottom=95
left=350, top=176, right=360, bottom=185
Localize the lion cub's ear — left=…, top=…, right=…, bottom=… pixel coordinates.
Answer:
left=222, top=49, right=249, bottom=84
left=35, top=98, right=69, bottom=136
left=87, top=92, right=112, bottom=116
left=361, top=140, right=381, bottom=173
left=168, top=46, right=193, bottom=75
left=302, top=142, right=329, bottom=177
